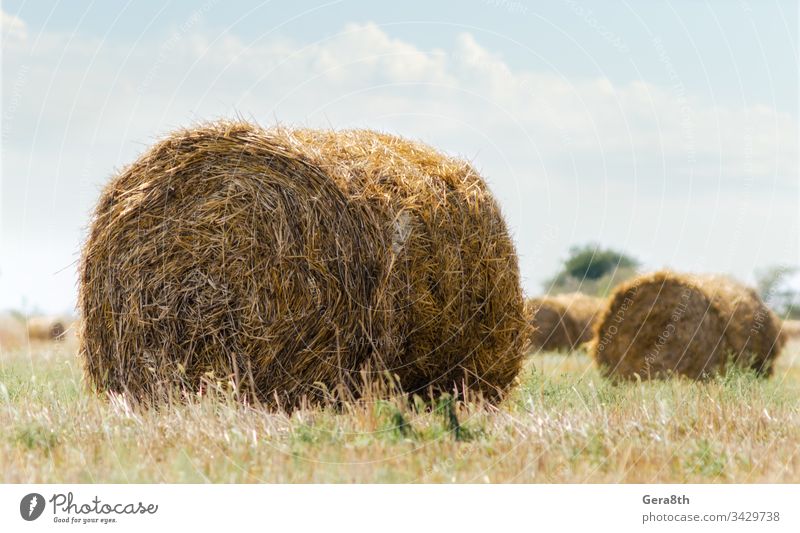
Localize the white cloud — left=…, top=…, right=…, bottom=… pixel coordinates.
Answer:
left=5, top=20, right=793, bottom=178
left=1, top=21, right=797, bottom=312
left=1, top=9, right=27, bottom=44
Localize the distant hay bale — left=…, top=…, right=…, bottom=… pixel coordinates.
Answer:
left=527, top=297, right=575, bottom=352
left=781, top=319, right=800, bottom=339
left=79, top=121, right=528, bottom=406
left=591, top=271, right=785, bottom=380
left=554, top=292, right=605, bottom=346
left=26, top=315, right=68, bottom=341
left=0, top=313, right=26, bottom=351
left=527, top=293, right=604, bottom=352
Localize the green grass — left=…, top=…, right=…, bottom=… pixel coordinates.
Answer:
left=1, top=340, right=799, bottom=482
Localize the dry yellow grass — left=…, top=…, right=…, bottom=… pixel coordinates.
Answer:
left=1, top=338, right=798, bottom=483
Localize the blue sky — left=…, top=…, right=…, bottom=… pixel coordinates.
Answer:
left=1, top=0, right=798, bottom=313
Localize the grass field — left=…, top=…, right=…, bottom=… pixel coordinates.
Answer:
left=1, top=340, right=799, bottom=483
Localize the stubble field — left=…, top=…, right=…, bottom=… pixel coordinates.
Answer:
left=2, top=339, right=798, bottom=483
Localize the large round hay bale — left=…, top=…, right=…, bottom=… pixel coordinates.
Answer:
left=26, top=315, right=67, bottom=341
left=526, top=292, right=604, bottom=352
left=591, top=271, right=785, bottom=379
left=79, top=121, right=528, bottom=405
left=293, top=129, right=529, bottom=398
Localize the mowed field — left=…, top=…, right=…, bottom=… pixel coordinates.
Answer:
left=1, top=339, right=799, bottom=483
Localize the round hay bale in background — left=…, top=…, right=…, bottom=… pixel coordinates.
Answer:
left=554, top=292, right=604, bottom=346
left=79, top=121, right=528, bottom=405
left=0, top=312, right=27, bottom=351
left=526, top=292, right=604, bottom=352
left=26, top=315, right=68, bottom=341
left=526, top=297, right=577, bottom=352
left=591, top=271, right=785, bottom=379
left=781, top=319, right=800, bottom=339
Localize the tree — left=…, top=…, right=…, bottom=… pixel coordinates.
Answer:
left=563, top=244, right=639, bottom=280
left=544, top=243, right=640, bottom=297
left=755, top=265, right=800, bottom=319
